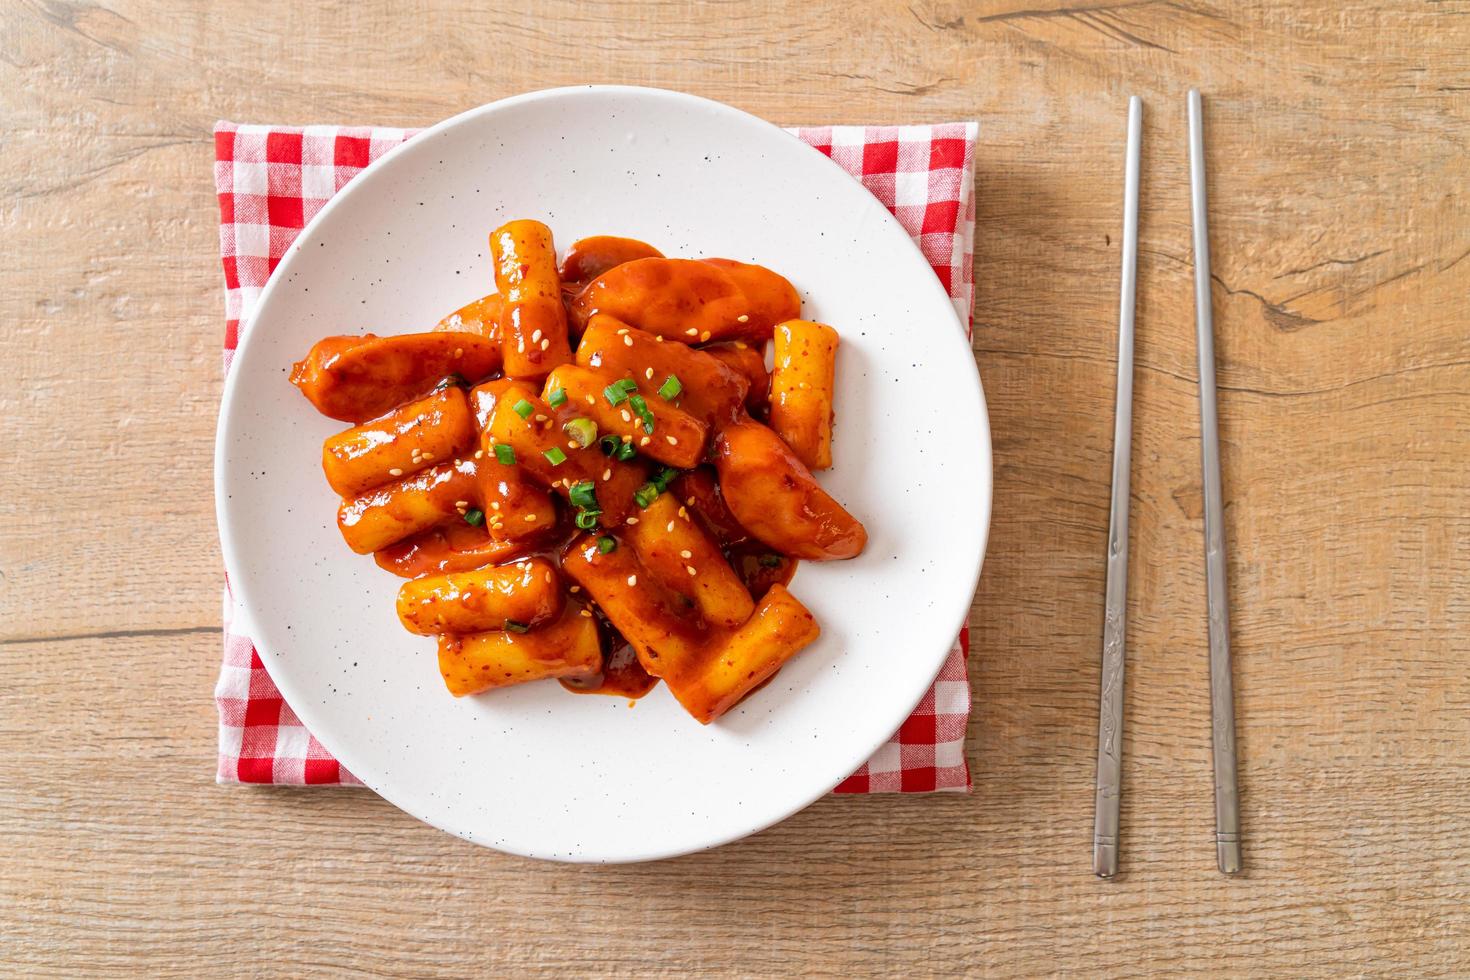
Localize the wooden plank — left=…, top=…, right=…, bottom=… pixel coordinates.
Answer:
left=2, top=0, right=1468, bottom=974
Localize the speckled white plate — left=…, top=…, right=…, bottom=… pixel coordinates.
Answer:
left=215, top=86, right=991, bottom=862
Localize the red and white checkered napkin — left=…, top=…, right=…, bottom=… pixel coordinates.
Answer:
left=214, top=120, right=978, bottom=793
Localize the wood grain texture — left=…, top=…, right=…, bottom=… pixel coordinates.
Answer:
left=2, top=0, right=1468, bottom=975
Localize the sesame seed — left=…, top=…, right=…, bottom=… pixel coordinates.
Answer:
left=602, top=468, right=611, bottom=480
left=535, top=414, right=548, bottom=422
left=388, top=468, right=403, bottom=476
left=666, top=436, right=678, bottom=445
left=568, top=441, right=578, bottom=449
left=474, top=450, right=484, bottom=459
left=685, top=328, right=698, bottom=336
left=626, top=575, right=637, bottom=586
left=570, top=585, right=581, bottom=593
left=666, top=521, right=674, bottom=532
left=620, top=409, right=632, bottom=423
left=736, top=315, right=749, bottom=324
left=454, top=346, right=464, bottom=356
left=699, top=331, right=711, bottom=342
left=734, top=341, right=747, bottom=349
left=622, top=434, right=632, bottom=443
left=524, top=514, right=537, bottom=522
left=491, top=502, right=500, bottom=510
left=517, top=338, right=525, bottom=353
left=645, top=367, right=654, bottom=380
left=580, top=609, right=592, bottom=618
left=685, top=497, right=696, bottom=506
left=544, top=572, right=553, bottom=584
left=541, top=338, right=550, bottom=351
left=686, top=565, right=697, bottom=576
left=455, top=500, right=468, bottom=507
left=655, top=335, right=665, bottom=343
left=616, top=328, right=629, bottom=336
left=531, top=329, right=542, bottom=343
left=678, top=506, right=689, bottom=520
left=626, top=517, right=639, bottom=525
left=623, top=336, right=633, bottom=347
left=639, top=436, right=651, bottom=446
left=585, top=394, right=595, bottom=404
left=422, top=452, right=434, bottom=461
left=680, top=550, right=692, bottom=559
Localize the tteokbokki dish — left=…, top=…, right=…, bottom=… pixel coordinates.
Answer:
left=291, top=220, right=866, bottom=723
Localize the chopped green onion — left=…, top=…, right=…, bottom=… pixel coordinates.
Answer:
left=563, top=417, right=598, bottom=448
left=493, top=444, right=516, bottom=465
left=543, top=446, right=567, bottom=466
left=596, top=535, right=617, bottom=555
left=657, top=375, right=683, bottom=400
left=603, top=377, right=638, bottom=406
left=633, top=482, right=660, bottom=508
left=616, top=441, right=637, bottom=461
left=568, top=480, right=598, bottom=509
left=598, top=434, right=620, bottom=456
left=574, top=508, right=601, bottom=530
left=650, top=466, right=678, bottom=493
left=759, top=554, right=784, bottom=568
left=512, top=398, right=534, bottom=419
left=628, top=393, right=655, bottom=434
left=547, top=387, right=568, bottom=408
left=504, top=619, right=530, bottom=634
left=463, top=508, right=484, bottom=526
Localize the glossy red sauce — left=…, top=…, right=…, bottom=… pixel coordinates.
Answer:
left=375, top=520, right=532, bottom=578
left=560, top=636, right=659, bottom=698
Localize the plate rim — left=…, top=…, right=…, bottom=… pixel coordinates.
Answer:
left=214, top=84, right=993, bottom=862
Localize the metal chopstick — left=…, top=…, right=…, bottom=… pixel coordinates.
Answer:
left=1187, top=89, right=1242, bottom=876
left=1092, top=94, right=1142, bottom=880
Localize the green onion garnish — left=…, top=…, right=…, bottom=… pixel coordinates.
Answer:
left=512, top=398, right=534, bottom=419
left=547, top=387, right=567, bottom=408
left=493, top=444, right=516, bottom=465
left=574, top=508, right=601, bottom=530
left=650, top=466, right=678, bottom=493
left=543, top=446, right=567, bottom=466
left=758, top=554, right=784, bottom=568
left=563, top=417, right=598, bottom=448
left=657, top=375, right=682, bottom=400
left=633, top=482, right=660, bottom=508
left=627, top=393, right=655, bottom=434
left=463, top=508, right=484, bottom=526
left=596, top=535, right=617, bottom=555
left=504, top=619, right=530, bottom=634
left=616, top=441, right=637, bottom=461
left=598, top=434, right=621, bottom=456
left=568, top=480, right=598, bottom=509
left=602, top=378, right=638, bottom=406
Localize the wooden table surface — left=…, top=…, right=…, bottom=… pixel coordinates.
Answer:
left=3, top=0, right=1468, bottom=975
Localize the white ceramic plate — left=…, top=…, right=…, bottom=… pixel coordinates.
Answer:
left=216, top=86, right=991, bottom=862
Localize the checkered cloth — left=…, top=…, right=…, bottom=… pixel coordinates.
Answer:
left=214, top=119, right=978, bottom=793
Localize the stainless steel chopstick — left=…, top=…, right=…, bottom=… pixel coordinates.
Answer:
left=1187, top=89, right=1242, bottom=876
left=1093, top=94, right=1142, bottom=880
